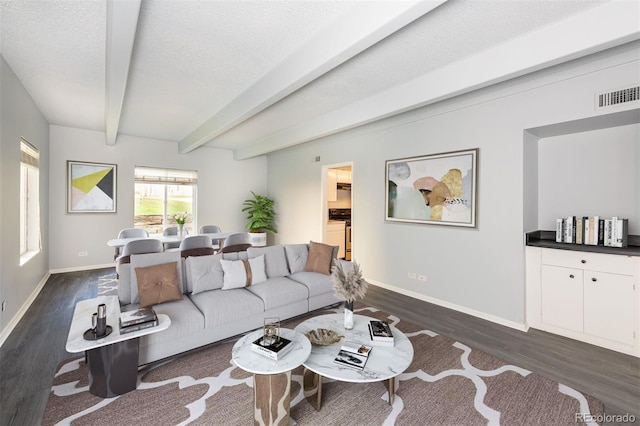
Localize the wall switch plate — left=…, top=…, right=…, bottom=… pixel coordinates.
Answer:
left=408, top=272, right=416, bottom=279
left=418, top=275, right=427, bottom=282
left=78, top=251, right=88, bottom=257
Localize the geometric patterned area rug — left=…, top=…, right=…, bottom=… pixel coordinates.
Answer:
left=44, top=303, right=604, bottom=425
left=96, top=273, right=118, bottom=297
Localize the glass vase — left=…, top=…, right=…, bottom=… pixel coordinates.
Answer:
left=178, top=224, right=184, bottom=239
left=344, top=300, right=354, bottom=330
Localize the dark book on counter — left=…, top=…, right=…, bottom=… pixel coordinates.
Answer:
left=333, top=340, right=371, bottom=371
left=120, top=307, right=157, bottom=328
left=368, top=320, right=394, bottom=346
left=120, top=318, right=159, bottom=334
left=251, top=336, right=293, bottom=361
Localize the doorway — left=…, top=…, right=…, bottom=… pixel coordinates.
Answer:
left=322, top=163, right=353, bottom=261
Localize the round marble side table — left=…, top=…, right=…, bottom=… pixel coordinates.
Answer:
left=232, top=328, right=311, bottom=425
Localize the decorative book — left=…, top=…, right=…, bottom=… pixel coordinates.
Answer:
left=120, top=318, right=159, bottom=334
left=120, top=307, right=157, bottom=328
left=368, top=320, right=394, bottom=346
left=251, top=336, right=293, bottom=361
left=333, top=340, right=372, bottom=371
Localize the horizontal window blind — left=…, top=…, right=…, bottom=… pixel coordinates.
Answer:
left=135, top=166, right=197, bottom=185
left=20, top=138, right=39, bottom=168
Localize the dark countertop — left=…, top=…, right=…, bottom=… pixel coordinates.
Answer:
left=526, top=230, right=640, bottom=256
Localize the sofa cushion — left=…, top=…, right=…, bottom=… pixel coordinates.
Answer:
left=188, top=288, right=265, bottom=328
left=134, top=262, right=183, bottom=308
left=246, top=276, right=309, bottom=310
left=139, top=297, right=205, bottom=344
left=304, top=241, right=335, bottom=275
left=247, top=245, right=289, bottom=277
left=185, top=254, right=224, bottom=295
left=289, top=271, right=335, bottom=297
left=284, top=244, right=308, bottom=274
left=220, top=255, right=267, bottom=289
left=130, top=251, right=184, bottom=303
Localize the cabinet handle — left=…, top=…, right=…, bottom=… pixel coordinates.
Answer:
left=581, top=259, right=586, bottom=264
left=569, top=274, right=574, bottom=279
left=592, top=277, right=597, bottom=282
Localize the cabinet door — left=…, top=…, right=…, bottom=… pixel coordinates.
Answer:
left=584, top=272, right=635, bottom=345
left=541, top=265, right=583, bottom=332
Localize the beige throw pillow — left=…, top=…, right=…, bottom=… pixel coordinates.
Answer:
left=304, top=241, right=335, bottom=275
left=135, top=262, right=183, bottom=308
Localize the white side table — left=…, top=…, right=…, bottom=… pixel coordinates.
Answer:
left=65, top=295, right=171, bottom=397
left=232, top=328, right=311, bottom=425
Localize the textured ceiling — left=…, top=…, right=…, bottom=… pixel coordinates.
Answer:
left=1, top=0, right=638, bottom=159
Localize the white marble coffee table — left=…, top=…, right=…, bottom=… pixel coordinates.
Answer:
left=232, top=328, right=311, bottom=425
left=66, top=295, right=170, bottom=397
left=293, top=313, right=414, bottom=410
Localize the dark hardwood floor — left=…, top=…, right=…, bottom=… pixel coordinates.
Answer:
left=0, top=267, right=638, bottom=425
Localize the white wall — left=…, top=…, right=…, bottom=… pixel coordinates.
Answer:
left=267, top=42, right=640, bottom=326
left=0, top=56, right=50, bottom=336
left=538, top=124, right=640, bottom=234
left=49, top=126, right=267, bottom=271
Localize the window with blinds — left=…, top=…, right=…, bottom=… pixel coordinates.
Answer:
left=20, top=138, right=41, bottom=263
left=134, top=166, right=198, bottom=235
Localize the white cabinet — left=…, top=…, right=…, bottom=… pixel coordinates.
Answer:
left=326, top=221, right=345, bottom=259
left=327, top=170, right=337, bottom=202
left=336, top=169, right=351, bottom=183
left=527, top=247, right=639, bottom=356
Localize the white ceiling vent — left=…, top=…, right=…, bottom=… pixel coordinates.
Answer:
left=596, top=85, right=639, bottom=110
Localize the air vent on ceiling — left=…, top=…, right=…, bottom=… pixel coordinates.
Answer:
left=596, top=85, right=639, bottom=109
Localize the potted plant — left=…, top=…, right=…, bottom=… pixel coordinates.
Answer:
left=242, top=191, right=277, bottom=247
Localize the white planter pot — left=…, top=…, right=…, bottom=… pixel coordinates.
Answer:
left=248, top=232, right=267, bottom=247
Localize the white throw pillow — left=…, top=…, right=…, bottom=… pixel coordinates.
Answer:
left=220, top=254, right=267, bottom=289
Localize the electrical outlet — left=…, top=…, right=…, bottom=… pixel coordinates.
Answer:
left=78, top=251, right=88, bottom=257
left=1, top=300, right=6, bottom=312
left=418, top=275, right=427, bottom=282
left=408, top=272, right=416, bottom=279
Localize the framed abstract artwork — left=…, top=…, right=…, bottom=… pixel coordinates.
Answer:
left=385, top=148, right=477, bottom=227
left=67, top=161, right=117, bottom=213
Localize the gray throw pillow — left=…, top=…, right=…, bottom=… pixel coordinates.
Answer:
left=247, top=245, right=289, bottom=277
left=284, top=244, right=309, bottom=274
left=186, top=254, right=224, bottom=295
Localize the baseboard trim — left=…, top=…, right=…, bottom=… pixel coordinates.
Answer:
left=0, top=272, right=50, bottom=347
left=367, top=279, right=528, bottom=332
left=49, top=263, right=115, bottom=274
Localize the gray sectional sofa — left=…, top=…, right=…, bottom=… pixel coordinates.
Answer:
left=117, top=243, right=345, bottom=365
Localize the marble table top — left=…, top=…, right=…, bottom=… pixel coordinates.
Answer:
left=293, top=314, right=414, bottom=383
left=232, top=328, right=311, bottom=375
left=65, top=295, right=171, bottom=353
left=107, top=232, right=234, bottom=248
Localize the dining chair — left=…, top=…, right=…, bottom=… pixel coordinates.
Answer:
left=199, top=225, right=222, bottom=250
left=114, top=228, right=149, bottom=259
left=220, top=232, right=252, bottom=253
left=178, top=235, right=215, bottom=258
left=163, top=226, right=188, bottom=250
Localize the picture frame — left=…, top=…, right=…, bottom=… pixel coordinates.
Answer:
left=385, top=148, right=477, bottom=227
left=67, top=161, right=117, bottom=213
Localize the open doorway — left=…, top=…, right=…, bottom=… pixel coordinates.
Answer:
left=322, top=163, right=353, bottom=261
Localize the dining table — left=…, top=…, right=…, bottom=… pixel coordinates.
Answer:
left=107, top=232, right=234, bottom=249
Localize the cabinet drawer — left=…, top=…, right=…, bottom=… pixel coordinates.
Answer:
left=541, top=248, right=636, bottom=275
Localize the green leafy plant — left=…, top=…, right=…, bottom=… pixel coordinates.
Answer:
left=242, top=191, right=277, bottom=234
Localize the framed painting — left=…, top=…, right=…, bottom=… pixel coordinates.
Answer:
left=385, top=148, right=477, bottom=227
left=67, top=161, right=117, bottom=213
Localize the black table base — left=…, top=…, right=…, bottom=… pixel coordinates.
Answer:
left=86, top=338, right=139, bottom=398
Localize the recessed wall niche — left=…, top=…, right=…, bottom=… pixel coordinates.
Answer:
left=523, top=109, right=640, bottom=235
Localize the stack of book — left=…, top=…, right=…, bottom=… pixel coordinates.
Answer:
left=368, top=320, right=394, bottom=347
left=251, top=336, right=293, bottom=361
left=555, top=216, right=629, bottom=247
left=333, top=340, right=372, bottom=371
left=119, top=307, right=158, bottom=334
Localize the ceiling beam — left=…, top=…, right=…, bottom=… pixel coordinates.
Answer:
left=105, top=0, right=141, bottom=146
left=178, top=0, right=447, bottom=154
left=233, top=0, right=640, bottom=160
